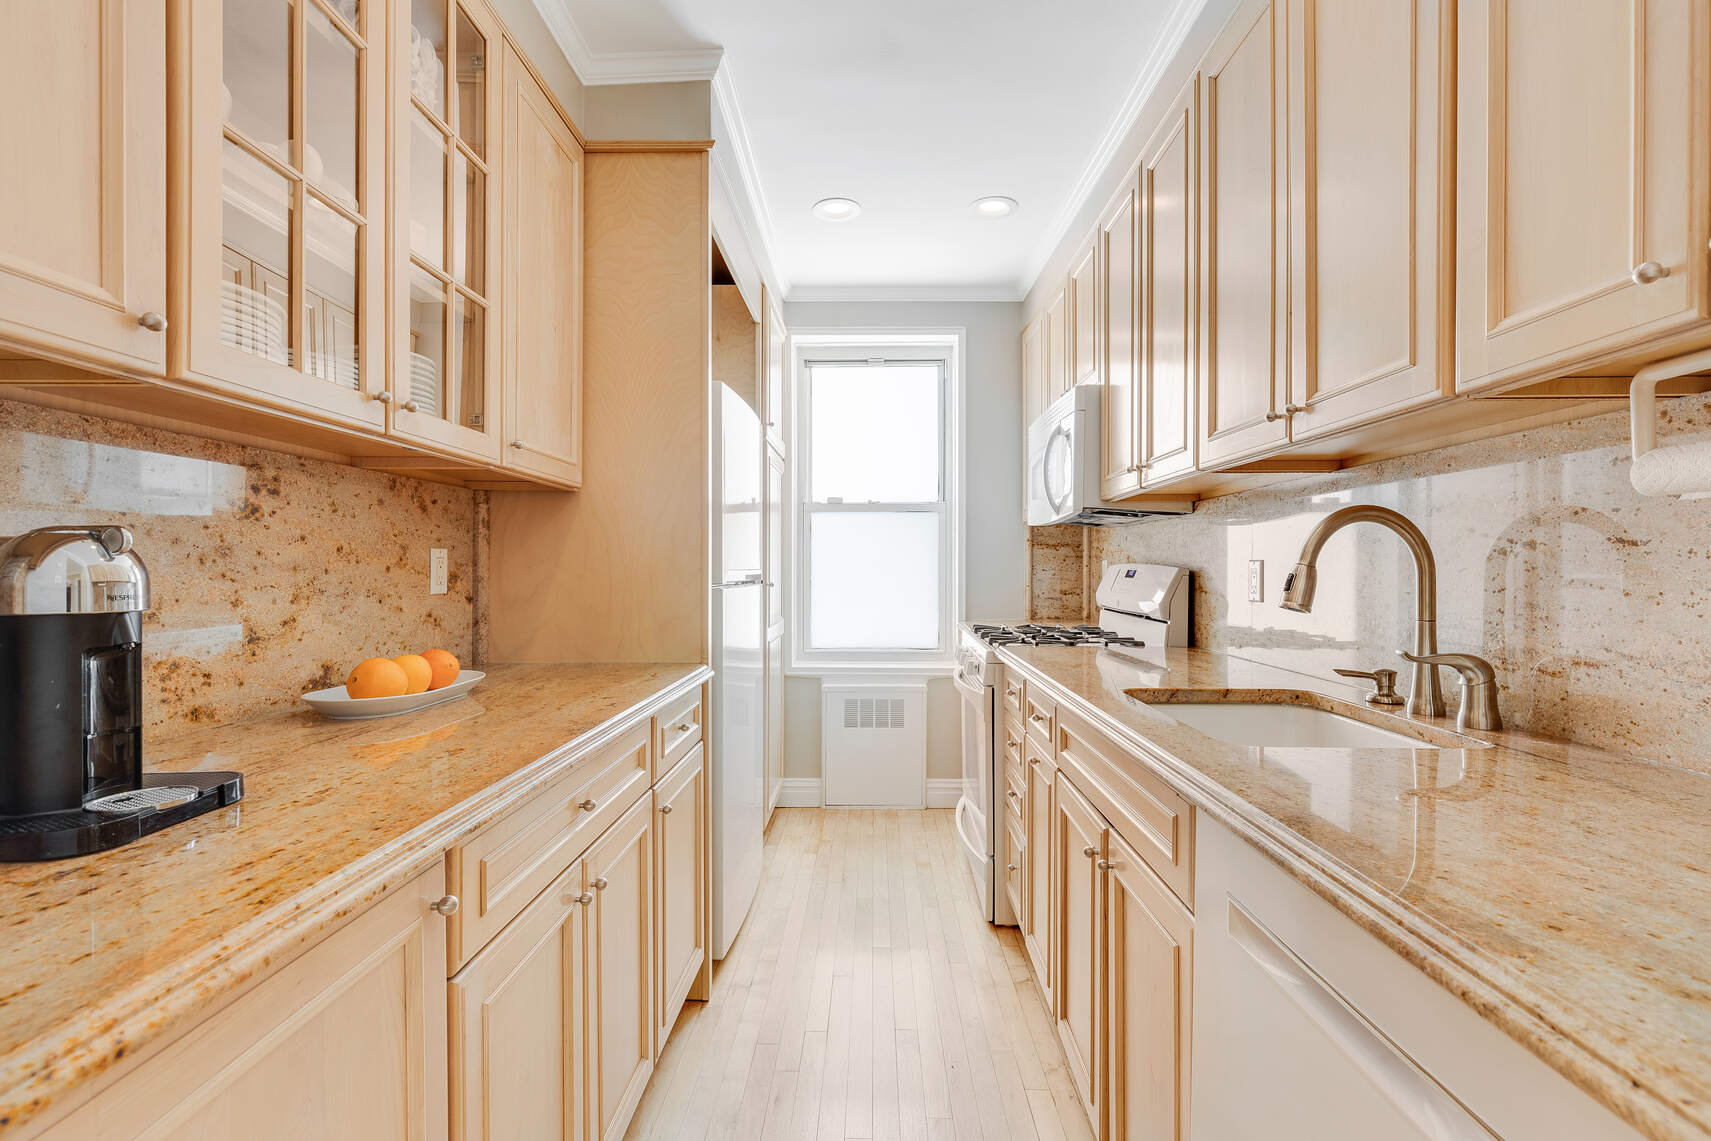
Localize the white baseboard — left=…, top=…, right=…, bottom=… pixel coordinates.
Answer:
left=773, top=777, right=962, bottom=810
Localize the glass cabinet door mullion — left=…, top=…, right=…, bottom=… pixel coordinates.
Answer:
left=306, top=0, right=363, bottom=46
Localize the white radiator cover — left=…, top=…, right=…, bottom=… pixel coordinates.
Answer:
left=821, top=679, right=927, bottom=807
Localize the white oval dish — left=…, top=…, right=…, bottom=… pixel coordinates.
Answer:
left=302, top=670, right=485, bottom=721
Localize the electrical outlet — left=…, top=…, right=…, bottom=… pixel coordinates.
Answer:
left=1247, top=559, right=1264, bottom=603
left=430, top=548, right=448, bottom=595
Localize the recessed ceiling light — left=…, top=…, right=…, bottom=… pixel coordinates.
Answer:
left=971, top=196, right=1018, bottom=218
left=812, top=197, right=862, bottom=222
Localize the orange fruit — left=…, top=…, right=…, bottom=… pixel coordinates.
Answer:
left=421, top=648, right=460, bottom=690
left=346, top=657, right=409, bottom=699
left=393, top=653, right=432, bottom=695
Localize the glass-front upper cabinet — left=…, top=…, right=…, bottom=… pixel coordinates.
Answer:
left=390, top=0, right=503, bottom=460
left=177, top=0, right=387, bottom=428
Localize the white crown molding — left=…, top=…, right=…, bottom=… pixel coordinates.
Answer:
left=1015, top=0, right=1210, bottom=297
left=787, top=284, right=1022, bottom=305
left=710, top=64, right=790, bottom=296
left=531, top=0, right=722, bottom=85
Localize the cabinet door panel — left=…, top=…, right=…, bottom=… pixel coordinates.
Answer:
left=0, top=0, right=167, bottom=373
left=1457, top=0, right=1708, bottom=390
left=655, top=742, right=707, bottom=1049
left=43, top=867, right=448, bottom=1141
left=1139, top=79, right=1198, bottom=486
left=1100, top=177, right=1142, bottom=498
left=502, top=46, right=583, bottom=484
left=1053, top=773, right=1104, bottom=1121
left=1286, top=0, right=1451, bottom=438
left=1197, top=0, right=1288, bottom=466
left=1105, top=829, right=1192, bottom=1141
left=1070, top=240, right=1099, bottom=388
left=1022, top=741, right=1055, bottom=1010
left=1045, top=288, right=1069, bottom=403
left=450, top=861, right=585, bottom=1141
left=586, top=795, right=655, bottom=1141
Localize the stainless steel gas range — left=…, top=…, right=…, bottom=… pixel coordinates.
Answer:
left=952, top=563, right=1190, bottom=925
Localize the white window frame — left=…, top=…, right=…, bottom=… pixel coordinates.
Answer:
left=788, top=331, right=964, bottom=675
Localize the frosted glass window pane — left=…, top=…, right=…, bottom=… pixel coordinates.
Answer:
left=810, top=513, right=939, bottom=649
left=809, top=364, right=941, bottom=502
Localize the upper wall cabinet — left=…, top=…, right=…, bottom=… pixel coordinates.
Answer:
left=390, top=0, right=505, bottom=462
left=176, top=0, right=389, bottom=430
left=0, top=1, right=168, bottom=376
left=1069, top=238, right=1099, bottom=389
left=1282, top=0, right=1453, bottom=439
left=1021, top=313, right=1045, bottom=435
left=1456, top=0, right=1711, bottom=393
left=1138, top=78, right=1198, bottom=488
left=1045, top=286, right=1070, bottom=406
left=1100, top=174, right=1142, bottom=500
left=1196, top=0, right=1288, bottom=468
left=502, top=42, right=583, bottom=486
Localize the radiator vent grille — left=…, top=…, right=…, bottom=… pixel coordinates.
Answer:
left=842, top=696, right=907, bottom=730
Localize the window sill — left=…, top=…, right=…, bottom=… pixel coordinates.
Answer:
left=786, top=661, right=956, bottom=680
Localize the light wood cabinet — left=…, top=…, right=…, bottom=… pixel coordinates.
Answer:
left=1100, top=174, right=1143, bottom=499
left=1282, top=0, right=1454, bottom=439
left=501, top=43, right=583, bottom=485
left=174, top=0, right=389, bottom=429
left=762, top=286, right=788, bottom=453
left=1045, top=286, right=1070, bottom=404
left=1138, top=78, right=1199, bottom=487
left=585, top=794, right=656, bottom=1141
left=40, top=865, right=449, bottom=1141
left=1456, top=0, right=1710, bottom=393
left=0, top=0, right=168, bottom=376
left=1021, top=739, right=1055, bottom=1010
left=1105, top=826, right=1192, bottom=1141
left=449, top=859, right=587, bottom=1141
left=1069, top=238, right=1099, bottom=389
left=1196, top=0, right=1288, bottom=468
left=654, top=742, right=706, bottom=1051
left=1053, top=772, right=1105, bottom=1122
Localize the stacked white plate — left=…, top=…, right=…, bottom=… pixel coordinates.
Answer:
left=305, top=348, right=360, bottom=390
left=409, top=351, right=440, bottom=416
left=219, top=281, right=288, bottom=364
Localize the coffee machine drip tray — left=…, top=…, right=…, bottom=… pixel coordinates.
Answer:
left=0, top=771, right=243, bottom=862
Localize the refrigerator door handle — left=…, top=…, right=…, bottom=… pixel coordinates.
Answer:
left=712, top=575, right=765, bottom=589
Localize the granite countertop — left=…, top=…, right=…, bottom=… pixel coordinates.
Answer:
left=0, top=661, right=710, bottom=1137
left=997, top=644, right=1711, bottom=1141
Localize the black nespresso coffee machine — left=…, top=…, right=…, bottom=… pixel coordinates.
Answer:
left=0, top=526, right=241, bottom=861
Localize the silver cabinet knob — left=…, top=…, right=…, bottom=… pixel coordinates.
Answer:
left=1284, top=404, right=1306, bottom=414
left=1006, top=863, right=1018, bottom=871
left=429, top=894, right=460, bottom=916
left=1632, top=260, right=1670, bottom=285
left=572, top=891, right=594, bottom=906
left=659, top=803, right=674, bottom=815
left=1096, top=859, right=1115, bottom=871
left=1082, top=845, right=1099, bottom=858
left=375, top=390, right=394, bottom=404
left=402, top=399, right=420, bottom=413
left=1265, top=410, right=1285, bottom=422
left=137, top=311, right=167, bottom=332
left=672, top=720, right=694, bottom=734
left=578, top=798, right=598, bottom=812
left=510, top=439, right=525, bottom=449
left=592, top=877, right=609, bottom=891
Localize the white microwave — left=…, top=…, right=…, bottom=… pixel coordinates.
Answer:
left=1026, top=386, right=1194, bottom=525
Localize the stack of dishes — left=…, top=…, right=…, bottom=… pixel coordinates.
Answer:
left=220, top=281, right=288, bottom=364
left=409, top=352, right=440, bottom=416
left=305, top=347, right=360, bottom=390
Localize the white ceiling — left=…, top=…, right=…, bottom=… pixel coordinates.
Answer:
left=554, top=0, right=1189, bottom=297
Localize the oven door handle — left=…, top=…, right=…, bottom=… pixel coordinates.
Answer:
left=952, top=667, right=987, bottom=700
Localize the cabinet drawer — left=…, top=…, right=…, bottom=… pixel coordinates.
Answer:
left=1001, top=671, right=1024, bottom=720
left=447, top=717, right=653, bottom=969
left=653, top=688, right=704, bottom=780
left=1004, top=761, right=1026, bottom=828
left=1002, top=717, right=1025, bottom=788
left=1003, top=813, right=1025, bottom=922
left=1055, top=704, right=1195, bottom=910
left=1023, top=684, right=1057, bottom=749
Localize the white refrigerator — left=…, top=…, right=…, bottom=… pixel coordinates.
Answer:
left=710, top=384, right=765, bottom=959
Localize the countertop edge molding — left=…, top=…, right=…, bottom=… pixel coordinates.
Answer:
left=995, top=649, right=1706, bottom=1141
left=0, top=665, right=712, bottom=1140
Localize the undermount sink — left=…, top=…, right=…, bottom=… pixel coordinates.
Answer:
left=1123, top=690, right=1487, bottom=750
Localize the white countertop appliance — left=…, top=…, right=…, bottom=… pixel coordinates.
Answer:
left=1026, top=385, right=1194, bottom=526
left=952, top=563, right=1191, bottom=924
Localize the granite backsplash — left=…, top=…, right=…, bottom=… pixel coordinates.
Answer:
left=1030, top=393, right=1711, bottom=774
left=0, top=399, right=478, bottom=736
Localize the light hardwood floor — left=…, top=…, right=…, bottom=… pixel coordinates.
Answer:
left=625, top=808, right=1094, bottom=1141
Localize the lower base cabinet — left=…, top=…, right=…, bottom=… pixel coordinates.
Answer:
left=586, top=795, right=656, bottom=1141
left=1053, top=774, right=1105, bottom=1121
left=40, top=865, right=450, bottom=1141
left=654, top=743, right=706, bottom=1051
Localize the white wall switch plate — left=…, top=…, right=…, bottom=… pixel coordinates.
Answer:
left=430, top=548, right=449, bottom=595
left=1247, top=559, right=1264, bottom=603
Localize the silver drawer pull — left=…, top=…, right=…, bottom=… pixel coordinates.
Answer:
left=659, top=803, right=674, bottom=815
left=1632, top=260, right=1669, bottom=285
left=1096, top=859, right=1115, bottom=871
left=1006, top=789, right=1019, bottom=800
left=593, top=877, right=610, bottom=891
left=137, top=311, right=167, bottom=332
left=1082, top=845, right=1099, bottom=858
left=671, top=720, right=694, bottom=734
left=572, top=891, right=594, bottom=906
left=429, top=894, right=460, bottom=916
left=1029, top=713, right=1049, bottom=725
left=1006, top=863, right=1018, bottom=871
left=578, top=798, right=598, bottom=812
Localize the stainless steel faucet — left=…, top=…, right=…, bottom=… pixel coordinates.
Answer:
left=1398, top=651, right=1503, bottom=731
left=1278, top=505, right=1445, bottom=718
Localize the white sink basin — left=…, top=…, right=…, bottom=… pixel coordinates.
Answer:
left=1147, top=701, right=1432, bottom=749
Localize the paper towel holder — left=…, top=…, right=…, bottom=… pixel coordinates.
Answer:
left=1630, top=346, right=1711, bottom=465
